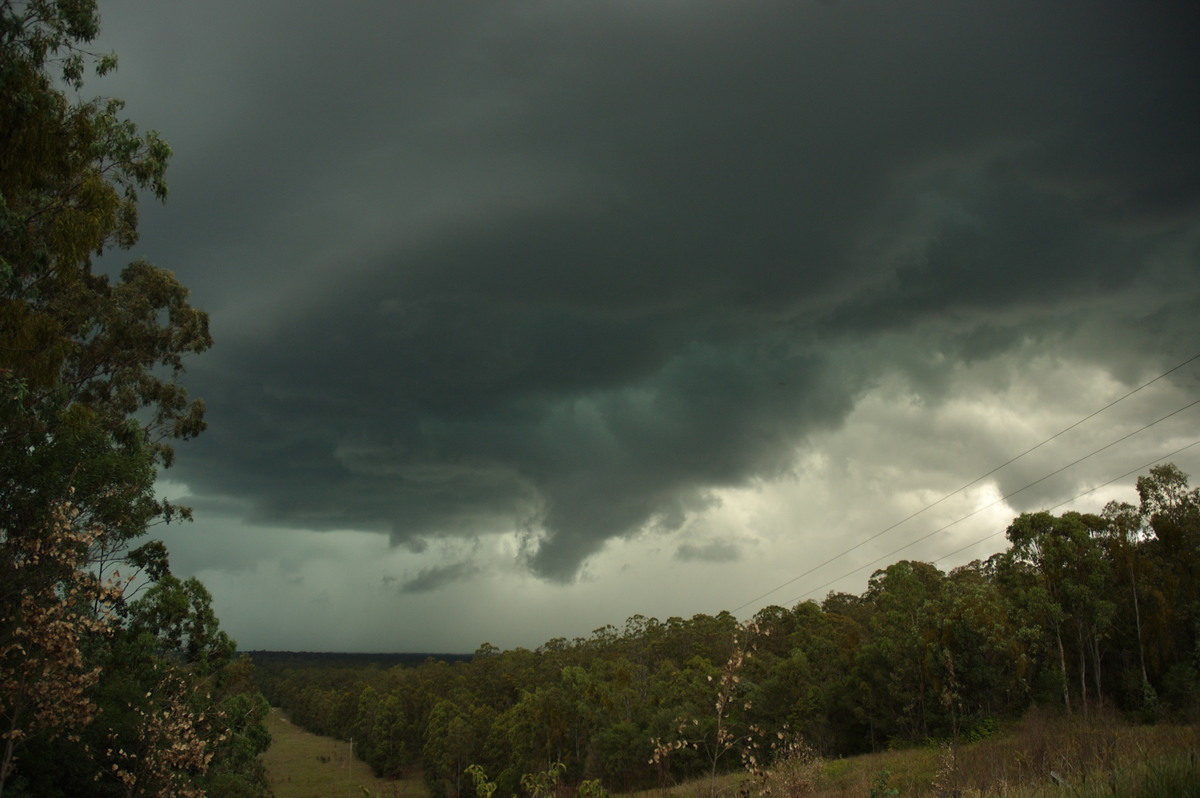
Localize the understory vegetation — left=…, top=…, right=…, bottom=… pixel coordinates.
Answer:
left=255, top=463, right=1200, bottom=797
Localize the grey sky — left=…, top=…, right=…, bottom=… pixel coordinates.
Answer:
left=93, top=1, right=1200, bottom=652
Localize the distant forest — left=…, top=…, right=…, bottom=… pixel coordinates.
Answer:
left=253, top=463, right=1200, bottom=798
left=248, top=651, right=471, bottom=671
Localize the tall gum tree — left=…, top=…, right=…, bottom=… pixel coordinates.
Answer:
left=1100, top=499, right=1154, bottom=704
left=1136, top=464, right=1200, bottom=700
left=999, top=511, right=1114, bottom=715
left=0, top=0, right=210, bottom=546
left=0, top=1, right=226, bottom=794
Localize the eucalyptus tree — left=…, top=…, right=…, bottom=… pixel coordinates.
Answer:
left=936, top=561, right=1028, bottom=730
left=999, top=511, right=1114, bottom=714
left=0, top=2, right=261, bottom=794
left=1100, top=499, right=1156, bottom=705
left=1, top=0, right=209, bottom=552
left=855, top=561, right=946, bottom=743
left=1136, top=464, right=1200, bottom=701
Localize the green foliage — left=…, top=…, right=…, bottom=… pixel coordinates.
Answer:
left=574, top=778, right=608, bottom=798
left=520, top=761, right=565, bottom=798
left=0, top=2, right=266, bottom=795
left=126, top=574, right=237, bottom=670
left=465, top=763, right=497, bottom=798
left=1, top=0, right=209, bottom=547
left=867, top=768, right=899, bottom=798
left=963, top=716, right=999, bottom=743
left=464, top=761, right=607, bottom=798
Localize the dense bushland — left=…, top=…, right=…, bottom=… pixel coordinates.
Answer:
left=255, top=463, right=1200, bottom=797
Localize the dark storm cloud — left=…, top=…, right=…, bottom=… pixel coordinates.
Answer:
left=101, top=1, right=1200, bottom=582
left=399, top=561, right=483, bottom=595
left=676, top=540, right=742, bottom=564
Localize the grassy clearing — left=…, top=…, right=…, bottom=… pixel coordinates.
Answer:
left=622, top=709, right=1200, bottom=798
left=261, top=708, right=428, bottom=798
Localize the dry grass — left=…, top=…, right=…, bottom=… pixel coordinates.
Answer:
left=620, top=709, right=1200, bottom=798
left=260, top=708, right=429, bottom=798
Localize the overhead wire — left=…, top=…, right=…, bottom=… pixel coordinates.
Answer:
left=782, top=435, right=1200, bottom=607
left=931, top=437, right=1200, bottom=568
left=730, top=351, right=1200, bottom=615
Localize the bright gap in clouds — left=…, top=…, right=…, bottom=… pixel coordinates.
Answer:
left=717, top=352, right=1200, bottom=616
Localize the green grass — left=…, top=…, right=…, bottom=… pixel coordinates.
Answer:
left=260, top=708, right=429, bottom=798
left=1101, top=754, right=1200, bottom=798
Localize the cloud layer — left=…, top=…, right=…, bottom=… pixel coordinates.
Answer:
left=92, top=1, right=1200, bottom=644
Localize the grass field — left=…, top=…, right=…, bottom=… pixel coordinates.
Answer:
left=261, top=708, right=429, bottom=798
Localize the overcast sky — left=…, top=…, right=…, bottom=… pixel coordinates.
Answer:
left=91, top=1, right=1200, bottom=653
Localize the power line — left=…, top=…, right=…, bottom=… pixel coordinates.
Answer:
left=782, top=435, right=1200, bottom=607
left=730, top=351, right=1200, bottom=615
left=931, top=438, right=1200, bottom=568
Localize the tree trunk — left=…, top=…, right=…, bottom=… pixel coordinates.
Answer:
left=1077, top=625, right=1088, bottom=717
left=0, top=699, right=24, bottom=798
left=1130, top=562, right=1150, bottom=687
left=1056, top=623, right=1072, bottom=715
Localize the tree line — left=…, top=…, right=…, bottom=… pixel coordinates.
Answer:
left=256, top=463, right=1200, bottom=797
left=1, top=2, right=269, bottom=795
